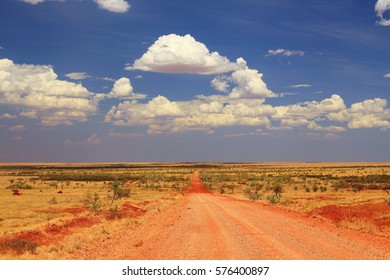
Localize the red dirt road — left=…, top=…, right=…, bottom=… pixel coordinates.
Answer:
left=73, top=172, right=390, bottom=259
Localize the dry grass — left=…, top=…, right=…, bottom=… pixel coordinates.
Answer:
left=0, top=163, right=194, bottom=259
left=199, top=162, right=390, bottom=236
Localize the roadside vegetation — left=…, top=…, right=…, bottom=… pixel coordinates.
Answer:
left=199, top=163, right=390, bottom=237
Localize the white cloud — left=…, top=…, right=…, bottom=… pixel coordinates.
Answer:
left=266, top=49, right=305, bottom=57
left=274, top=94, right=346, bottom=120
left=105, top=95, right=185, bottom=126
left=65, top=72, right=91, bottom=80
left=289, top=84, right=312, bottom=88
left=211, top=75, right=230, bottom=92
left=328, top=98, right=390, bottom=129
left=375, top=0, right=390, bottom=26
left=105, top=94, right=274, bottom=134
left=0, top=58, right=98, bottom=126
left=98, top=77, right=116, bottom=82
left=0, top=113, right=17, bottom=119
left=22, top=0, right=62, bottom=4
left=8, top=124, right=25, bottom=132
left=94, top=0, right=131, bottom=13
left=385, top=73, right=390, bottom=78
left=127, top=34, right=240, bottom=75
left=228, top=65, right=277, bottom=99
left=307, top=121, right=346, bottom=132
left=107, top=77, right=146, bottom=100
left=104, top=81, right=390, bottom=134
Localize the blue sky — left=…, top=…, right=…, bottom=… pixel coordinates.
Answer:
left=0, top=0, right=390, bottom=162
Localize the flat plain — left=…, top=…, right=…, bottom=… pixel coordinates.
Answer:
left=0, top=162, right=389, bottom=259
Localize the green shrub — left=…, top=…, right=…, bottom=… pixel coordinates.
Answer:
left=305, top=186, right=311, bottom=192
left=249, top=192, right=262, bottom=201
left=312, top=185, right=319, bottom=192
left=320, top=186, right=327, bottom=192
left=112, top=180, right=130, bottom=199
left=6, top=181, right=33, bottom=190
left=84, top=193, right=102, bottom=213
left=107, top=205, right=122, bottom=220
left=267, top=195, right=278, bottom=204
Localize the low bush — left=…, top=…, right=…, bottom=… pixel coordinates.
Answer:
left=107, top=205, right=122, bottom=220
left=84, top=193, right=102, bottom=213
left=249, top=193, right=262, bottom=201
left=267, top=195, right=278, bottom=204
left=0, top=239, right=38, bottom=255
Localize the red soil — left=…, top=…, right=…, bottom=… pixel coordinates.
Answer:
left=0, top=215, right=97, bottom=252
left=119, top=203, right=146, bottom=218
left=188, top=171, right=211, bottom=193
left=311, top=202, right=390, bottom=230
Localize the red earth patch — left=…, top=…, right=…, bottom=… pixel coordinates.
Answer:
left=310, top=202, right=390, bottom=230
left=120, top=203, right=147, bottom=218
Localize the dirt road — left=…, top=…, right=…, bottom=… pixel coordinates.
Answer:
left=74, top=171, right=390, bottom=259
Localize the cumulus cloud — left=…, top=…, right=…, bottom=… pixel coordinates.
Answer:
left=328, top=98, right=390, bottom=129
left=211, top=75, right=230, bottom=92
left=307, top=121, right=346, bottom=132
left=0, top=113, right=17, bottom=119
left=65, top=72, right=91, bottom=80
left=94, top=0, right=131, bottom=13
left=228, top=63, right=277, bottom=99
left=210, top=58, right=276, bottom=99
left=105, top=95, right=184, bottom=125
left=107, top=77, right=146, bottom=100
left=0, top=58, right=98, bottom=125
left=266, top=49, right=305, bottom=57
left=375, top=0, right=390, bottom=26
left=104, top=94, right=275, bottom=134
left=127, top=34, right=240, bottom=75
left=385, top=73, right=390, bottom=78
left=274, top=94, right=346, bottom=121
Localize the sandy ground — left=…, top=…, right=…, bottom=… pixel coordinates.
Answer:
left=72, top=172, right=390, bottom=260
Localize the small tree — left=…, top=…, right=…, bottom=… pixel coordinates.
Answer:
left=272, top=183, right=283, bottom=201
left=85, top=193, right=102, bottom=213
